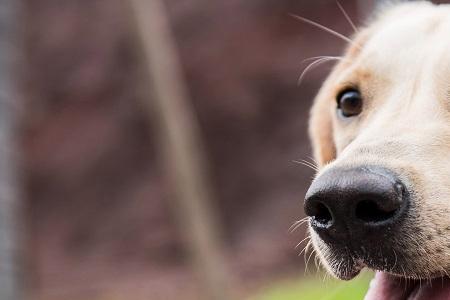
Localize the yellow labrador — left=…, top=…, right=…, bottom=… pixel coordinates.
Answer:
left=305, top=1, right=450, bottom=299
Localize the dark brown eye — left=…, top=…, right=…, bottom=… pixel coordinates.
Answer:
left=337, top=89, right=362, bottom=118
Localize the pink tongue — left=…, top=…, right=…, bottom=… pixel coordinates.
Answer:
left=364, top=272, right=414, bottom=300
left=364, top=272, right=450, bottom=300
left=408, top=277, right=450, bottom=300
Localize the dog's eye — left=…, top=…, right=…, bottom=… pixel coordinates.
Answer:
left=337, top=89, right=362, bottom=118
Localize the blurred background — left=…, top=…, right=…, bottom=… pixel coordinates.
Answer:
left=0, top=0, right=426, bottom=299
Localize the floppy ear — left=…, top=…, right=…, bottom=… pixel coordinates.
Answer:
left=309, top=79, right=336, bottom=168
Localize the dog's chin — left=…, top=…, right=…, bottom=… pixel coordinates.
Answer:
left=324, top=251, right=450, bottom=300
left=364, top=272, right=450, bottom=300
left=333, top=266, right=450, bottom=300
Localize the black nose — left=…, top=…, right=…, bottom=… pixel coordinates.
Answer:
left=304, top=166, right=408, bottom=242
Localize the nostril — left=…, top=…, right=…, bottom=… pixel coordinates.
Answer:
left=305, top=166, right=409, bottom=241
left=355, top=199, right=397, bottom=223
left=311, top=202, right=333, bottom=227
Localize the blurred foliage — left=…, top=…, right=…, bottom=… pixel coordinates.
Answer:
left=251, top=271, right=373, bottom=300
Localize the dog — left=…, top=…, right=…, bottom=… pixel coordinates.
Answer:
left=304, top=1, right=450, bottom=299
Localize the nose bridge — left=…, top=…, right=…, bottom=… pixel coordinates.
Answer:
left=341, top=115, right=445, bottom=165
left=338, top=95, right=443, bottom=165
left=355, top=64, right=441, bottom=143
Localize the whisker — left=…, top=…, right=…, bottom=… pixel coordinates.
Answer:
left=336, top=1, right=358, bottom=33
left=293, top=160, right=317, bottom=171
left=289, top=14, right=358, bottom=47
left=302, top=157, right=319, bottom=170
left=295, top=235, right=311, bottom=249
left=302, top=55, right=343, bottom=63
left=301, top=160, right=318, bottom=172
left=305, top=247, right=316, bottom=275
left=314, top=254, right=320, bottom=270
left=307, top=155, right=319, bottom=167
left=323, top=269, right=331, bottom=283
left=294, top=159, right=315, bottom=170
left=297, top=56, right=342, bottom=86
left=289, top=216, right=309, bottom=233
left=293, top=159, right=320, bottom=172
left=299, top=240, right=312, bottom=258
left=392, top=248, right=398, bottom=272
left=400, top=264, right=408, bottom=293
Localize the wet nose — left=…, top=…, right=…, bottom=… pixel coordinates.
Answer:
left=304, top=166, right=408, bottom=242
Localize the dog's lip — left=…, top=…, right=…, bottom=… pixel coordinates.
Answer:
left=364, top=272, right=450, bottom=300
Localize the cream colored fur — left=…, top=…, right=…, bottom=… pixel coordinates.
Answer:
left=309, top=1, right=450, bottom=279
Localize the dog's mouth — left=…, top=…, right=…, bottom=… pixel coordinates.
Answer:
left=319, top=244, right=450, bottom=300
left=364, top=272, right=450, bottom=300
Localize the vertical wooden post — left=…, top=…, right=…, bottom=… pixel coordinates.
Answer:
left=0, top=0, right=22, bottom=299
left=127, top=1, right=234, bottom=300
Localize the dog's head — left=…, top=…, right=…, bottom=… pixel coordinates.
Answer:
left=305, top=2, right=450, bottom=299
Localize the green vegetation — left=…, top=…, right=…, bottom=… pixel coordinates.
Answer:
left=251, top=271, right=373, bottom=300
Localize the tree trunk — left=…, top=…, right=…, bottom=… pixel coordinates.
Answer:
left=126, top=1, right=234, bottom=300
